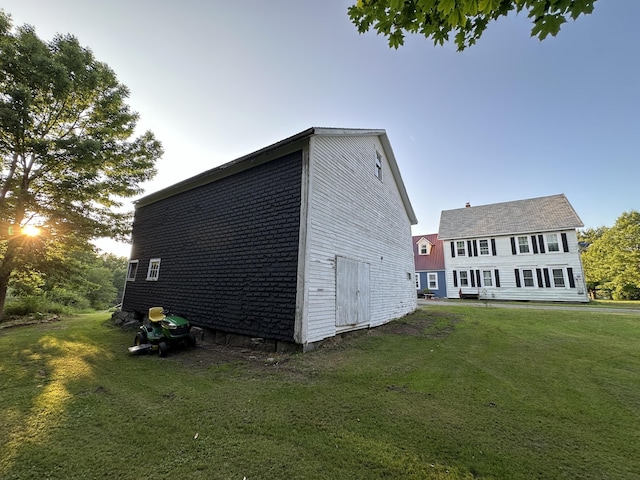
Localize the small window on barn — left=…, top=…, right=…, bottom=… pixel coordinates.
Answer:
left=146, top=258, right=161, bottom=281
left=126, top=260, right=139, bottom=281
left=375, top=150, right=383, bottom=181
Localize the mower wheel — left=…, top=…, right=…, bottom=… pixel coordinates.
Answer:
left=158, top=341, right=168, bottom=357
left=187, top=332, right=197, bottom=347
left=134, top=332, right=147, bottom=347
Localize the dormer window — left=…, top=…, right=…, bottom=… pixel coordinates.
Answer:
left=417, top=238, right=433, bottom=255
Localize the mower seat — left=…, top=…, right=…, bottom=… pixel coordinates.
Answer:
left=148, top=307, right=165, bottom=323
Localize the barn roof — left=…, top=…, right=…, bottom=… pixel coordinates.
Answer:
left=438, top=194, right=583, bottom=240
left=135, top=127, right=417, bottom=224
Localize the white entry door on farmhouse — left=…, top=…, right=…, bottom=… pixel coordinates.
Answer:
left=336, top=256, right=370, bottom=327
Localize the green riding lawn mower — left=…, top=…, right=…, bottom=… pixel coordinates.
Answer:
left=128, top=307, right=196, bottom=357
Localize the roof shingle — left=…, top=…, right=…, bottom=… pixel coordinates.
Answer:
left=438, top=194, right=583, bottom=240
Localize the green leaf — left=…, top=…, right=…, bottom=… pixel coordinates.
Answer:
left=437, top=0, right=456, bottom=16
left=347, top=0, right=601, bottom=51
left=417, top=0, right=437, bottom=11
left=531, top=13, right=566, bottom=40
left=461, top=0, right=479, bottom=16
left=390, top=0, right=405, bottom=12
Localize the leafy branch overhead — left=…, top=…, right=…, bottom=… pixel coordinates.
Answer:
left=348, top=0, right=598, bottom=50
left=0, top=11, right=163, bottom=315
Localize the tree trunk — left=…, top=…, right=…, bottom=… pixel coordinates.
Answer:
left=0, top=268, right=10, bottom=320
left=0, top=239, right=19, bottom=321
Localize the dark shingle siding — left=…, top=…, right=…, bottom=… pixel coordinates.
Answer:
left=123, top=151, right=303, bottom=341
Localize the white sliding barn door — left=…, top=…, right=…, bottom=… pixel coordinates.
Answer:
left=336, top=256, right=370, bottom=326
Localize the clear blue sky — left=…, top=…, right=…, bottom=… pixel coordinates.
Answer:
left=3, top=1, right=638, bottom=257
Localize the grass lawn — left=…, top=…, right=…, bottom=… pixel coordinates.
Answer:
left=587, top=299, right=640, bottom=309
left=1, top=306, right=639, bottom=479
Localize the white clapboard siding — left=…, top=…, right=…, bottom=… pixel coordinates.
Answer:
left=301, top=134, right=416, bottom=344
left=444, top=231, right=588, bottom=302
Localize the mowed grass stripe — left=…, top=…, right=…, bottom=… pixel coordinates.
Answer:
left=1, top=307, right=639, bottom=479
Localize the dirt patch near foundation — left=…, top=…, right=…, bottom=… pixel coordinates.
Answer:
left=165, top=309, right=462, bottom=376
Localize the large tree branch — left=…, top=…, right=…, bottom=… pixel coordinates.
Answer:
left=0, top=152, right=20, bottom=203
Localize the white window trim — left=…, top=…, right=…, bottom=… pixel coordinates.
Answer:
left=521, top=268, right=535, bottom=287
left=427, top=272, right=438, bottom=290
left=418, top=240, right=432, bottom=256
left=481, top=269, right=493, bottom=287
left=546, top=233, right=561, bottom=253
left=146, top=258, right=161, bottom=281
left=126, top=260, right=139, bottom=281
left=456, top=240, right=467, bottom=257
left=415, top=273, right=421, bottom=290
left=517, top=236, right=532, bottom=255
left=459, top=271, right=469, bottom=287
left=551, top=268, right=566, bottom=288
left=478, top=239, right=491, bottom=256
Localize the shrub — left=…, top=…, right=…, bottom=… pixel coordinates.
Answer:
left=45, top=289, right=91, bottom=310
left=3, top=296, right=53, bottom=317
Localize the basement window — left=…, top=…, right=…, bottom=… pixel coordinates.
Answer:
left=146, top=258, right=161, bottom=281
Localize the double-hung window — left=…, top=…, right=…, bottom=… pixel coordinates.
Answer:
left=518, top=236, right=530, bottom=254
left=428, top=273, right=438, bottom=290
left=546, top=234, right=560, bottom=252
left=552, top=268, right=565, bottom=287
left=456, top=241, right=466, bottom=256
left=146, top=258, right=161, bottom=281
left=418, top=239, right=431, bottom=255
left=482, top=270, right=493, bottom=287
left=459, top=271, right=469, bottom=287
left=522, top=269, right=535, bottom=287
left=479, top=239, right=490, bottom=255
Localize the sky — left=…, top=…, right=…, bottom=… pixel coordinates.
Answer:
left=3, top=1, right=639, bottom=257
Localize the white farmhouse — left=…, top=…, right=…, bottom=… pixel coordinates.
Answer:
left=438, top=194, right=588, bottom=303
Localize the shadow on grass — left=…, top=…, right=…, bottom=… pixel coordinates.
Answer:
left=0, top=329, right=101, bottom=476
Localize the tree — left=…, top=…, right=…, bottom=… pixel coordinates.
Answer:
left=581, top=211, right=640, bottom=300
left=42, top=249, right=121, bottom=310
left=100, top=252, right=128, bottom=305
left=348, top=0, right=598, bottom=51
left=0, top=12, right=163, bottom=317
left=6, top=244, right=128, bottom=312
left=577, top=226, right=607, bottom=252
